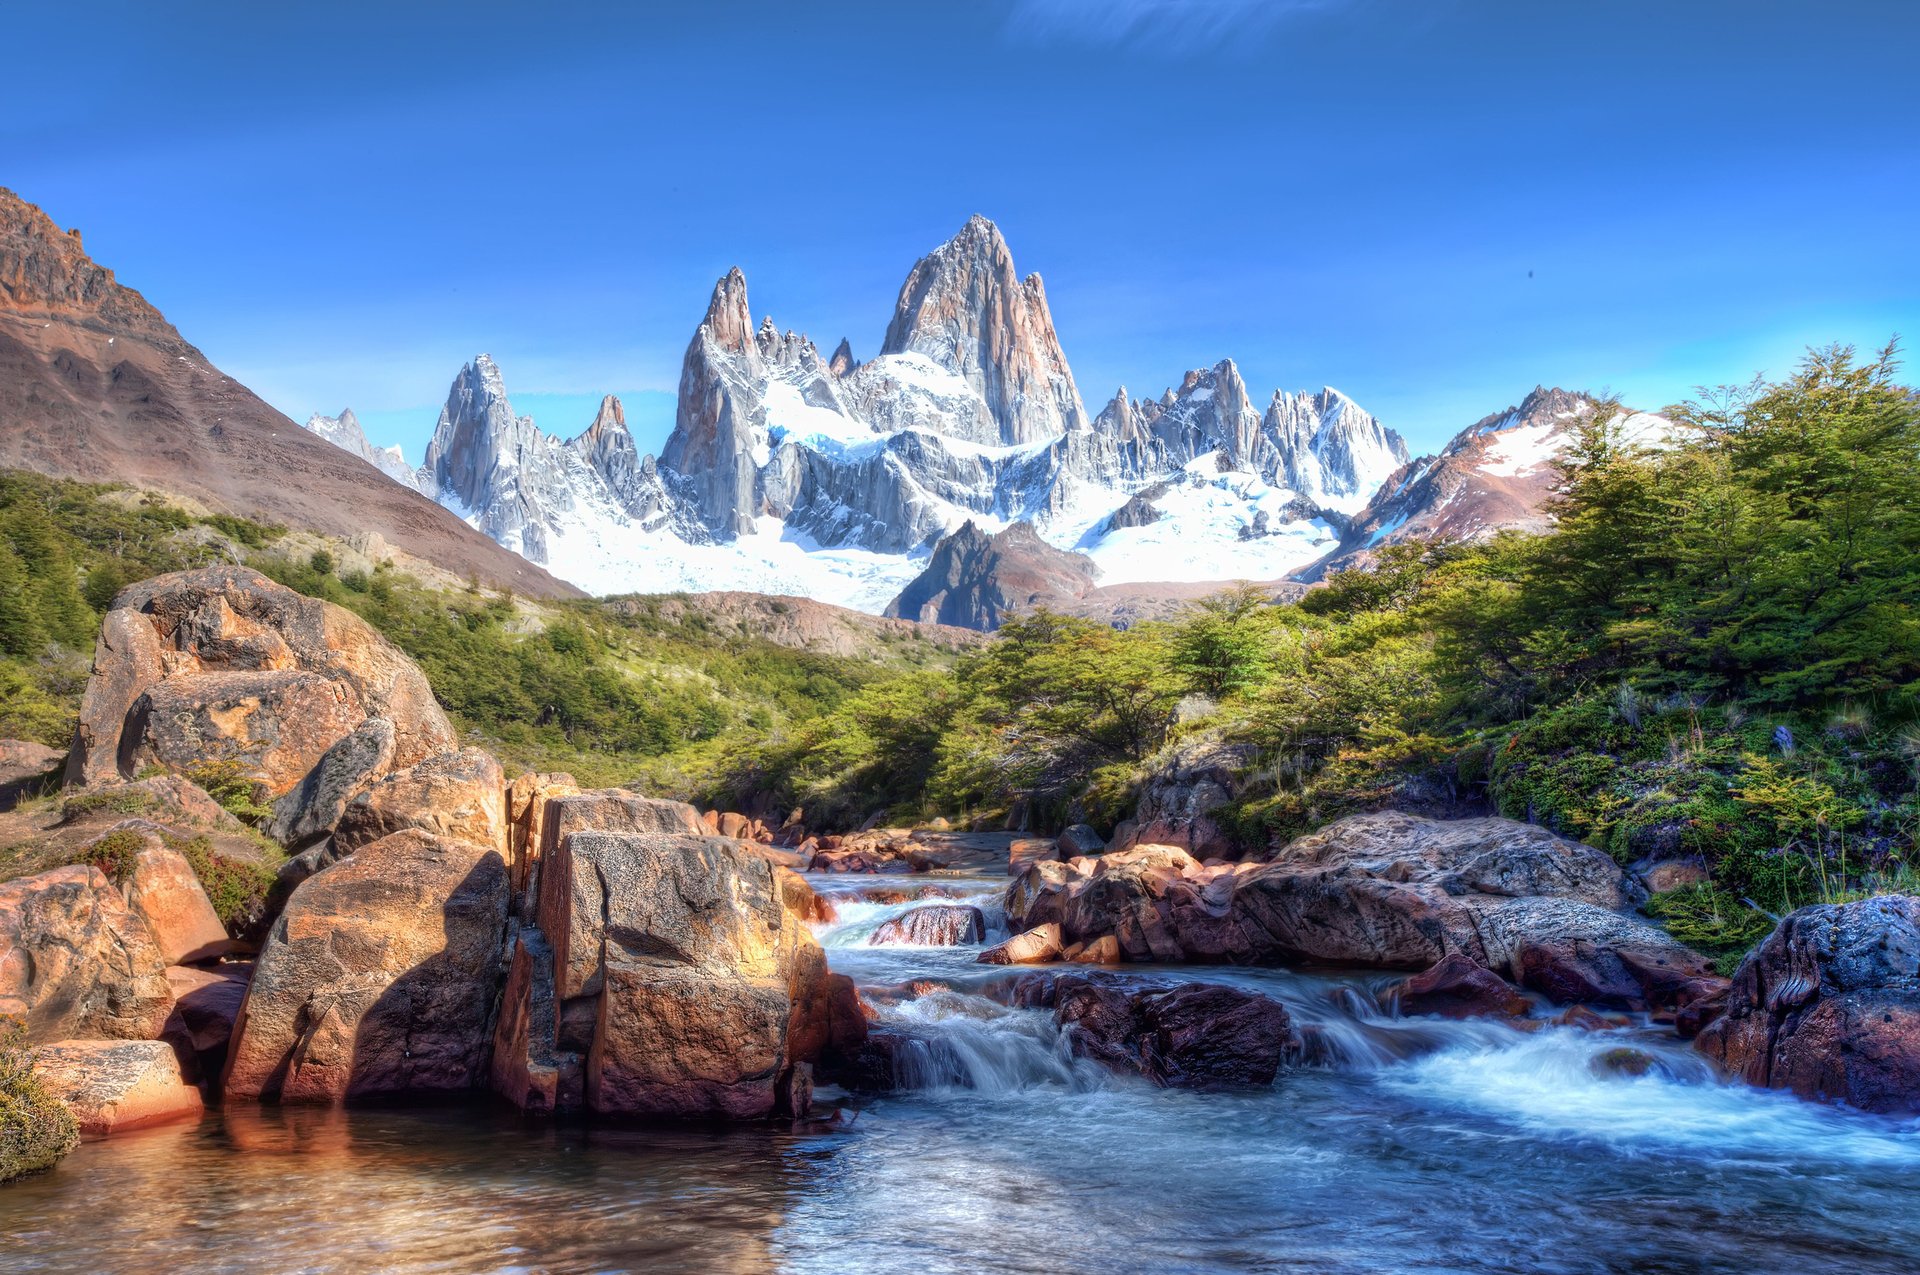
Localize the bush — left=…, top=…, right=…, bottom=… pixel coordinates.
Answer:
left=166, top=834, right=276, bottom=933
left=181, top=760, right=274, bottom=826
left=71, top=828, right=145, bottom=885
left=0, top=1017, right=78, bottom=1183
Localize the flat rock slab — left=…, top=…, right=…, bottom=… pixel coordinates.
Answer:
left=33, top=1039, right=204, bottom=1138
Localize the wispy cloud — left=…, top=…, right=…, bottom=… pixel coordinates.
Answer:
left=1005, top=0, right=1351, bottom=54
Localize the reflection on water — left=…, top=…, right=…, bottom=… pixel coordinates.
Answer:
left=6, top=870, right=1920, bottom=1274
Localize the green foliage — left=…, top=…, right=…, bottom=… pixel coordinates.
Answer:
left=182, top=760, right=275, bottom=826
left=72, top=828, right=145, bottom=885
left=0, top=1017, right=78, bottom=1183
left=59, top=787, right=156, bottom=823
left=167, top=834, right=277, bottom=932
left=1644, top=884, right=1777, bottom=975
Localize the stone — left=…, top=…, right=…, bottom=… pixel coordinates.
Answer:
left=1695, top=895, right=1920, bottom=1113
left=1067, top=934, right=1123, bottom=965
left=491, top=927, right=581, bottom=1114
left=222, top=830, right=510, bottom=1103
left=65, top=567, right=455, bottom=791
left=333, top=748, right=507, bottom=858
left=1111, top=736, right=1257, bottom=859
left=262, top=840, right=344, bottom=925
left=124, top=670, right=367, bottom=800
left=1006, top=972, right=1297, bottom=1089
left=869, top=905, right=986, bottom=947
left=1388, top=953, right=1530, bottom=1020
left=1057, top=824, right=1106, bottom=857
left=504, top=771, right=578, bottom=901
left=1589, top=1046, right=1660, bottom=1079
left=31, top=1040, right=203, bottom=1137
left=0, top=739, right=62, bottom=811
left=1473, top=896, right=1715, bottom=1011
left=0, top=866, right=173, bottom=1043
left=1057, top=845, right=1206, bottom=963
left=266, top=717, right=397, bottom=850
left=160, top=962, right=251, bottom=1081
left=977, top=923, right=1062, bottom=965
left=1007, top=837, right=1060, bottom=876
left=117, top=832, right=229, bottom=965
left=717, top=812, right=752, bottom=840
left=540, top=832, right=835, bottom=1119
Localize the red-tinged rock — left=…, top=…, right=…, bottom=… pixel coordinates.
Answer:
left=1067, top=934, right=1122, bottom=965
left=504, top=771, right=579, bottom=902
left=1388, top=953, right=1531, bottom=1020
left=333, top=747, right=508, bottom=859
left=870, top=905, right=985, bottom=947
left=1007, top=837, right=1059, bottom=876
left=1008, top=972, right=1297, bottom=1089
left=717, top=812, right=752, bottom=840
left=491, top=927, right=582, bottom=1114
left=0, top=865, right=173, bottom=1043
left=32, top=1039, right=203, bottom=1137
left=161, top=962, right=251, bottom=1080
left=222, top=830, right=509, bottom=1103
left=114, top=831, right=230, bottom=965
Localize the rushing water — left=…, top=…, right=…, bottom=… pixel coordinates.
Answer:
left=7, top=870, right=1920, bottom=1274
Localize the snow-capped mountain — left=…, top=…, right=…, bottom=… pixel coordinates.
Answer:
left=1311, top=386, right=1677, bottom=576
left=308, top=215, right=1415, bottom=619
left=303, top=409, right=426, bottom=493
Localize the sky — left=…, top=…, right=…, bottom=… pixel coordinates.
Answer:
left=7, top=0, right=1917, bottom=462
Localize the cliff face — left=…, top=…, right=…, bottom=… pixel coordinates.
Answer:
left=0, top=188, right=578, bottom=599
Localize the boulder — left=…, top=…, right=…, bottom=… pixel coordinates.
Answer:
left=1005, top=972, right=1297, bottom=1089
left=1695, top=895, right=1920, bottom=1113
left=1387, top=953, right=1530, bottom=1020
left=65, top=566, right=454, bottom=792
left=504, top=771, right=579, bottom=901
left=0, top=739, right=62, bottom=811
left=870, top=905, right=986, bottom=947
left=222, top=830, right=510, bottom=1103
left=124, top=670, right=368, bottom=800
left=1056, top=845, right=1207, bottom=963
left=262, top=840, right=344, bottom=924
left=490, top=927, right=582, bottom=1114
left=1007, top=837, right=1060, bottom=876
left=266, top=717, right=397, bottom=850
left=160, top=962, right=251, bottom=1080
left=1057, top=824, right=1106, bottom=857
left=1004, top=858, right=1089, bottom=931
left=30, top=1040, right=203, bottom=1137
left=717, top=812, right=752, bottom=840
left=977, top=923, right=1063, bottom=965
left=1111, top=736, right=1256, bottom=859
left=0, top=866, right=173, bottom=1042
left=1066, top=934, right=1123, bottom=965
left=539, top=831, right=838, bottom=1119
left=333, top=748, right=508, bottom=858
left=112, top=830, right=230, bottom=965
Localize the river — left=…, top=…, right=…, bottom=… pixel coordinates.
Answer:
left=5, top=870, right=1919, bottom=1274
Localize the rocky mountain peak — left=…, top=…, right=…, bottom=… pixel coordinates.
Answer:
left=701, top=268, right=755, bottom=354
left=302, top=408, right=424, bottom=493
left=828, top=337, right=857, bottom=378
left=878, top=214, right=1087, bottom=444
left=884, top=518, right=1097, bottom=630
left=0, top=186, right=182, bottom=347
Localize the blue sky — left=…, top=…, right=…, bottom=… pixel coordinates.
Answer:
left=8, top=1, right=1916, bottom=461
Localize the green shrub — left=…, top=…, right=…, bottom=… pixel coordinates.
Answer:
left=58, top=787, right=154, bottom=823
left=181, top=760, right=274, bottom=826
left=1644, top=883, right=1777, bottom=974
left=165, top=834, right=276, bottom=932
left=0, top=1017, right=78, bottom=1183
left=71, top=828, right=145, bottom=885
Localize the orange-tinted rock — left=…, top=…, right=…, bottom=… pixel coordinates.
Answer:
left=222, top=830, right=509, bottom=1103
left=117, top=832, right=229, bottom=965
left=546, top=831, right=834, bottom=1119
left=333, top=748, right=507, bottom=858
left=717, top=811, right=752, bottom=840
left=1067, top=934, right=1122, bottom=965
left=530, top=791, right=707, bottom=949
left=65, top=567, right=455, bottom=793
left=125, top=670, right=366, bottom=800
left=504, top=771, right=579, bottom=900
left=777, top=868, right=835, bottom=924
left=977, top=923, right=1063, bottom=965
left=31, top=1039, right=203, bottom=1137
left=1008, top=837, right=1059, bottom=876
left=0, top=865, right=173, bottom=1042
left=267, top=717, right=397, bottom=850
left=161, top=962, right=251, bottom=1080
left=490, top=927, right=581, bottom=1114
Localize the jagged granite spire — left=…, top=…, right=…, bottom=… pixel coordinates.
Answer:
left=879, top=214, right=1086, bottom=445
left=303, top=408, right=426, bottom=493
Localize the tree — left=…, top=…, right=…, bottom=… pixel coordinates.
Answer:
left=1171, top=583, right=1274, bottom=698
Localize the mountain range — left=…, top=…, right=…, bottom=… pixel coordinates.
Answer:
left=0, top=185, right=1667, bottom=630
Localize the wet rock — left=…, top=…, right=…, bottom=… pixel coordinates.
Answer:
left=266, top=717, right=396, bottom=850
left=1474, top=896, right=1715, bottom=1011
left=1065, top=934, right=1122, bottom=965
left=66, top=567, right=454, bottom=792
left=0, top=865, right=173, bottom=1042
left=1388, top=953, right=1530, bottom=1020
left=1589, top=1046, right=1659, bottom=1079
left=112, top=829, right=230, bottom=965
left=31, top=1039, right=203, bottom=1137
left=333, top=748, right=508, bottom=859
left=160, top=962, right=251, bottom=1081
left=222, top=830, right=510, bottom=1103
left=1695, top=895, right=1920, bottom=1113
left=778, top=869, right=836, bottom=924
left=1552, top=1004, right=1630, bottom=1031
left=977, top=923, right=1063, bottom=965
left=1004, top=858, right=1089, bottom=931
left=1009, top=973, right=1297, bottom=1089
left=1634, top=855, right=1710, bottom=895
left=870, top=905, right=986, bottom=947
